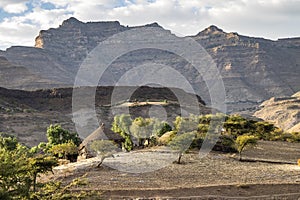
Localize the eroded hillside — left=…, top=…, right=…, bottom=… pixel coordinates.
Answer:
left=254, top=92, right=300, bottom=132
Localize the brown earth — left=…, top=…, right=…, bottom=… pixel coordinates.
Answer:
left=45, top=141, right=300, bottom=199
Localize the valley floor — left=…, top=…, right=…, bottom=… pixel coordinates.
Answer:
left=43, top=141, right=300, bottom=199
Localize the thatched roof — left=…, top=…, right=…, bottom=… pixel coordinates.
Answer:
left=79, top=123, right=122, bottom=151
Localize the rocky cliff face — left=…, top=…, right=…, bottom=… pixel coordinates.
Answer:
left=193, top=25, right=300, bottom=112
left=1, top=18, right=300, bottom=113
left=254, top=92, right=300, bottom=133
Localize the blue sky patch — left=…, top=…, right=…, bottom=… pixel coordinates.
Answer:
left=40, top=2, right=56, bottom=10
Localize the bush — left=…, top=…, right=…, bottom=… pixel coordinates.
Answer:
left=48, top=141, right=78, bottom=161
left=46, top=124, right=81, bottom=146
left=158, top=131, right=176, bottom=145
left=156, top=122, right=172, bottom=137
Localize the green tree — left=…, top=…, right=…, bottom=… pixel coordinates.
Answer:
left=0, top=134, right=58, bottom=199
left=156, top=122, right=172, bottom=137
left=174, top=115, right=199, bottom=134
left=90, top=140, right=118, bottom=167
left=168, top=132, right=195, bottom=164
left=28, top=155, right=58, bottom=192
left=46, top=124, right=81, bottom=146
left=235, top=135, right=258, bottom=161
left=130, top=117, right=153, bottom=146
left=0, top=144, right=31, bottom=199
left=111, top=114, right=133, bottom=151
left=0, top=132, right=18, bottom=151
left=48, top=141, right=78, bottom=160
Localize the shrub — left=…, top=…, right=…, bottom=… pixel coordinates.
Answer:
left=48, top=141, right=78, bottom=161
left=158, top=131, right=176, bottom=145
left=156, top=122, right=172, bottom=137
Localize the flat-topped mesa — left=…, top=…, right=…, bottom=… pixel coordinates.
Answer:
left=34, top=17, right=127, bottom=49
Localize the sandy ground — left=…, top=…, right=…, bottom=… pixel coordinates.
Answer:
left=48, top=141, right=300, bottom=199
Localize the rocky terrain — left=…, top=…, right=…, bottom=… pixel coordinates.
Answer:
left=0, top=86, right=208, bottom=146
left=0, top=17, right=300, bottom=113
left=254, top=91, right=300, bottom=133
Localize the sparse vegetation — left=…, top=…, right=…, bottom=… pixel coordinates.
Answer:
left=235, top=135, right=258, bottom=161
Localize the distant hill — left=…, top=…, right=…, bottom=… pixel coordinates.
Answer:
left=1, top=17, right=300, bottom=113
left=0, top=86, right=208, bottom=146
left=254, top=92, right=300, bottom=133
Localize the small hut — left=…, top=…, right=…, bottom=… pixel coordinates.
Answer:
left=78, top=123, right=123, bottom=160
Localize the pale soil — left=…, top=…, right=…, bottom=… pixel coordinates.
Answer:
left=46, top=141, right=300, bottom=199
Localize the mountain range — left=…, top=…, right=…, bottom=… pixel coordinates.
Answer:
left=1, top=17, right=300, bottom=113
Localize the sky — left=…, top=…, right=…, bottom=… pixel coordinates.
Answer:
left=0, top=0, right=300, bottom=50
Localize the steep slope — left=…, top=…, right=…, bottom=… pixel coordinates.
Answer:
left=254, top=92, right=300, bottom=132
left=0, top=56, right=65, bottom=89
left=1, top=18, right=300, bottom=113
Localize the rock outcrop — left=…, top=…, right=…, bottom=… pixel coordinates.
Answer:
left=254, top=92, right=300, bottom=132
left=1, top=18, right=300, bottom=113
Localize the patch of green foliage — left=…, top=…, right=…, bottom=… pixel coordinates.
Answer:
left=31, top=125, right=81, bottom=162
left=0, top=133, right=58, bottom=199
left=111, top=114, right=173, bottom=151
left=235, top=135, right=258, bottom=161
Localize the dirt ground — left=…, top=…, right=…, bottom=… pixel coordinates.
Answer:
left=46, top=141, right=300, bottom=199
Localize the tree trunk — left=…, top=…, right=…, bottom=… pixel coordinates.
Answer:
left=238, top=151, right=242, bottom=161
left=33, top=173, right=37, bottom=192
left=96, top=154, right=114, bottom=167
left=177, top=153, right=183, bottom=164
left=96, top=156, right=105, bottom=168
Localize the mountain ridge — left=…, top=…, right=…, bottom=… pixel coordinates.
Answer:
left=1, top=17, right=300, bottom=113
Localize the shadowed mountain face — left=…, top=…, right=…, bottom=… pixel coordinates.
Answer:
left=1, top=17, right=300, bottom=113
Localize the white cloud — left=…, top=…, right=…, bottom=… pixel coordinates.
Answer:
left=0, top=6, right=72, bottom=50
left=0, top=0, right=300, bottom=50
left=0, top=0, right=28, bottom=13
